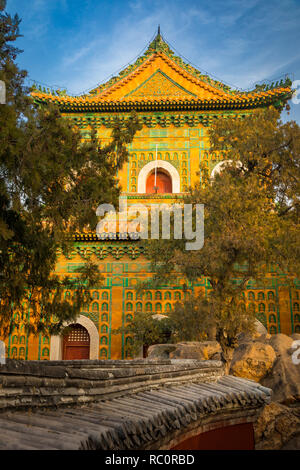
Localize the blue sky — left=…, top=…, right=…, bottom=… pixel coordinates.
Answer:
left=6, top=0, right=300, bottom=123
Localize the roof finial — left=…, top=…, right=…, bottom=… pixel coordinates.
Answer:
left=158, top=24, right=160, bottom=36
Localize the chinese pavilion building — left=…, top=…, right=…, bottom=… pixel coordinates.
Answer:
left=5, top=30, right=299, bottom=361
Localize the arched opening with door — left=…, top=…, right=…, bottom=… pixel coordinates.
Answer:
left=146, top=168, right=172, bottom=193
left=62, top=324, right=90, bottom=360
left=137, top=160, right=180, bottom=193
left=50, top=315, right=100, bottom=360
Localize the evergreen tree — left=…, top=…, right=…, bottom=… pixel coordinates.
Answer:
left=0, top=1, right=141, bottom=336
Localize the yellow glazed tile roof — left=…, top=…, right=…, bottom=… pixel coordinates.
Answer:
left=31, top=32, right=293, bottom=111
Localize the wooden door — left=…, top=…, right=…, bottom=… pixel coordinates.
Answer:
left=63, top=324, right=90, bottom=360
left=146, top=170, right=172, bottom=193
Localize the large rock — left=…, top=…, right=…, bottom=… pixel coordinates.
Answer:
left=230, top=341, right=276, bottom=382
left=254, top=402, right=300, bottom=450
left=255, top=319, right=268, bottom=335
left=169, top=341, right=221, bottom=361
left=260, top=334, right=300, bottom=404
left=291, top=333, right=300, bottom=341
left=147, top=344, right=177, bottom=359
left=147, top=341, right=221, bottom=361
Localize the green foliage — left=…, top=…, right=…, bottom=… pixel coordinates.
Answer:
left=145, top=106, right=300, bottom=370
left=112, top=311, right=172, bottom=356
left=0, top=1, right=141, bottom=336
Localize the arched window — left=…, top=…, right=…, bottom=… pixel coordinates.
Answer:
left=126, top=292, right=133, bottom=300
left=19, top=336, right=25, bottom=344
left=294, top=314, right=300, bottom=323
left=174, top=291, right=181, bottom=300
left=43, top=337, right=50, bottom=345
left=248, top=291, right=255, bottom=301
left=100, top=336, right=108, bottom=345
left=295, top=291, right=299, bottom=300
left=269, top=325, right=277, bottom=335
left=258, top=292, right=265, bottom=300
left=155, top=291, right=162, bottom=300
left=19, top=347, right=25, bottom=358
left=92, top=291, right=99, bottom=300
left=100, top=348, right=107, bottom=359
left=125, top=337, right=133, bottom=346
left=12, top=335, right=18, bottom=344
left=259, top=303, right=265, bottom=312
left=102, top=291, right=108, bottom=300
left=42, top=347, right=49, bottom=357
left=248, top=303, right=255, bottom=312
left=146, top=302, right=152, bottom=312
left=136, top=292, right=143, bottom=300
left=101, top=313, right=108, bottom=322
left=126, top=302, right=133, bottom=311
left=146, top=292, right=152, bottom=300
left=267, top=291, right=275, bottom=300
left=126, top=314, right=133, bottom=323
left=294, top=303, right=300, bottom=312
left=155, top=303, right=162, bottom=312
left=101, top=325, right=108, bottom=333
left=11, top=347, right=17, bottom=358
left=136, top=302, right=142, bottom=312
left=269, top=314, right=276, bottom=323
left=165, top=303, right=172, bottom=312
left=101, top=302, right=108, bottom=311
left=164, top=292, right=171, bottom=300
left=92, top=302, right=99, bottom=312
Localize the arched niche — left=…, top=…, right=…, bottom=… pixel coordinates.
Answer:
left=137, top=160, right=180, bottom=193
left=50, top=314, right=100, bottom=360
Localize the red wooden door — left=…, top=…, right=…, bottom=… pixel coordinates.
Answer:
left=63, top=324, right=90, bottom=360
left=146, top=170, right=172, bottom=193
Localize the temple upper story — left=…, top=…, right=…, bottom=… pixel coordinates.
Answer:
left=31, top=30, right=293, bottom=223
left=31, top=29, right=292, bottom=112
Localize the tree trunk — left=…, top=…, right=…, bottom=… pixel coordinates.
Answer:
left=220, top=345, right=235, bottom=374
left=216, top=329, right=236, bottom=374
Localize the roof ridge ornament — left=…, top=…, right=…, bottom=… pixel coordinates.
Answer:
left=147, top=27, right=174, bottom=55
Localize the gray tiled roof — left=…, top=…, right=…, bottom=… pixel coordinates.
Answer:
left=0, top=359, right=271, bottom=450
